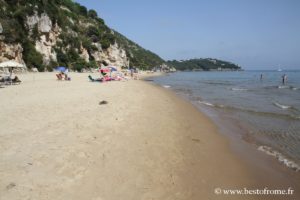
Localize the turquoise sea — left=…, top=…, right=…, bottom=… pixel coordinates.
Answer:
left=152, top=70, right=300, bottom=171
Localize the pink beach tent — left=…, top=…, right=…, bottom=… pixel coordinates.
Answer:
left=99, top=68, right=110, bottom=73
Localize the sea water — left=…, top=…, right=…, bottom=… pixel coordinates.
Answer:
left=152, top=70, right=300, bottom=170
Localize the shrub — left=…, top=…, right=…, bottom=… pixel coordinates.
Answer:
left=87, top=26, right=100, bottom=37
left=96, top=18, right=105, bottom=25
left=47, top=60, right=58, bottom=71
left=86, top=60, right=97, bottom=68
left=76, top=4, right=87, bottom=16
left=22, top=40, right=45, bottom=71
left=88, top=9, right=97, bottom=19
left=100, top=39, right=110, bottom=50
left=59, top=33, right=80, bottom=49
left=56, top=49, right=68, bottom=66
left=1, top=19, right=25, bottom=43
left=72, top=58, right=86, bottom=72
left=31, top=24, right=39, bottom=40
left=66, top=48, right=79, bottom=61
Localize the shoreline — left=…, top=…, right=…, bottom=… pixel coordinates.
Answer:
left=149, top=74, right=300, bottom=196
left=0, top=72, right=298, bottom=199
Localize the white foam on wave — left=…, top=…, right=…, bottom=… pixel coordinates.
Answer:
left=257, top=146, right=300, bottom=172
left=163, top=85, right=171, bottom=88
left=278, top=85, right=290, bottom=89
left=277, top=85, right=300, bottom=90
left=231, top=87, right=248, bottom=91
left=198, top=101, right=215, bottom=107
left=273, top=102, right=291, bottom=109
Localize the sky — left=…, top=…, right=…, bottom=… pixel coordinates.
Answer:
left=75, top=0, right=300, bottom=69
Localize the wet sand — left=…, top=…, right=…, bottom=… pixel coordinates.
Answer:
left=0, top=72, right=298, bottom=199
left=194, top=102, right=300, bottom=192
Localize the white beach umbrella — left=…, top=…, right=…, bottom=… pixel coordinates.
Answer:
left=0, top=60, right=25, bottom=68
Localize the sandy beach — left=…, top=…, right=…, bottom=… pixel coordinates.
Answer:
left=0, top=73, right=298, bottom=200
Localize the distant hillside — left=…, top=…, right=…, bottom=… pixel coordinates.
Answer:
left=113, top=31, right=164, bottom=68
left=0, top=0, right=164, bottom=71
left=167, top=58, right=241, bottom=71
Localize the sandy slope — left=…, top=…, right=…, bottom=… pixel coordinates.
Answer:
left=0, top=72, right=295, bottom=200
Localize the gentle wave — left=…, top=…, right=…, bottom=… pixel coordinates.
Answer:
left=163, top=85, right=171, bottom=88
left=278, top=85, right=291, bottom=89
left=263, top=85, right=299, bottom=90
left=257, top=146, right=300, bottom=171
left=273, top=102, right=291, bottom=109
left=231, top=87, right=248, bottom=91
left=198, top=101, right=215, bottom=107
left=199, top=80, right=233, bottom=86
left=224, top=105, right=300, bottom=120
left=197, top=100, right=300, bottom=120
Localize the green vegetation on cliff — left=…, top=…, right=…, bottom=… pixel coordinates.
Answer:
left=167, top=58, right=241, bottom=71
left=113, top=31, right=164, bottom=68
left=0, top=0, right=164, bottom=71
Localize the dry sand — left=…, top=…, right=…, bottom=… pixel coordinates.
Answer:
left=0, top=72, right=297, bottom=199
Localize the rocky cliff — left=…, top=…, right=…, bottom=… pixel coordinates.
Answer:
left=0, top=0, right=164, bottom=71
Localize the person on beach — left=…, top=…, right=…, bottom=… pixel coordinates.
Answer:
left=12, top=76, right=21, bottom=83
left=56, top=72, right=64, bottom=80
left=63, top=69, right=71, bottom=81
left=133, top=68, right=139, bottom=80
left=130, top=68, right=134, bottom=78
left=260, top=74, right=263, bottom=80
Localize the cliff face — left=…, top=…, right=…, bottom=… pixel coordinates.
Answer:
left=26, top=12, right=60, bottom=65
left=91, top=43, right=129, bottom=68
left=0, top=19, right=23, bottom=64
left=0, top=0, right=164, bottom=71
left=0, top=41, right=24, bottom=64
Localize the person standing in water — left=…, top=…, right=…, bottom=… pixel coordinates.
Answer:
left=260, top=74, right=263, bottom=81
left=282, top=74, right=287, bottom=85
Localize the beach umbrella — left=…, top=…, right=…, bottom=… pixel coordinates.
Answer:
left=0, top=60, right=26, bottom=76
left=56, top=66, right=67, bottom=72
left=0, top=60, right=25, bottom=68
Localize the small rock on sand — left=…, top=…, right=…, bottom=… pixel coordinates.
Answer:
left=99, top=100, right=108, bottom=105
